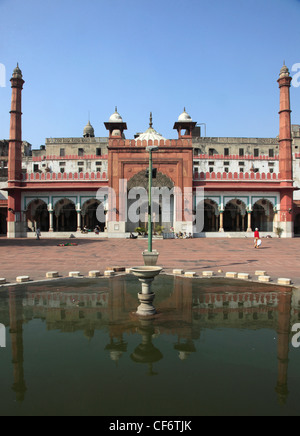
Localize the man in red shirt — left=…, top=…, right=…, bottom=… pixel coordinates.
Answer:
left=254, top=228, right=260, bottom=248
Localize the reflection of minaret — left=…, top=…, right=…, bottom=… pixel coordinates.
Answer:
left=105, top=336, right=128, bottom=366
left=174, top=338, right=196, bottom=361
left=275, top=291, right=291, bottom=404
left=130, top=319, right=163, bottom=376
left=9, top=289, right=27, bottom=402
left=174, top=277, right=193, bottom=323
left=108, top=276, right=126, bottom=322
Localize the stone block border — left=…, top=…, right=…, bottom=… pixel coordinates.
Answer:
left=0, top=267, right=293, bottom=290
left=46, top=271, right=59, bottom=278
left=16, top=276, right=30, bottom=283
left=69, top=272, right=81, bottom=278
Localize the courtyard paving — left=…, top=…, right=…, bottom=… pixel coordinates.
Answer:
left=0, top=236, right=299, bottom=288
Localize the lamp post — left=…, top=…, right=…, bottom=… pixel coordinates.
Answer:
left=143, top=145, right=159, bottom=266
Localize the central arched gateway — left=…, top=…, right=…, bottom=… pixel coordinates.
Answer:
left=126, top=170, right=175, bottom=233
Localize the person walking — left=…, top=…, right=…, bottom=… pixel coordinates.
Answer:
left=254, top=228, right=260, bottom=248
left=36, top=228, right=41, bottom=240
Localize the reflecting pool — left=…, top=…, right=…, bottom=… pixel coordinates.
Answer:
left=1, top=274, right=300, bottom=416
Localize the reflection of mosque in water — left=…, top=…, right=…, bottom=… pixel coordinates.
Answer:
left=2, top=276, right=300, bottom=405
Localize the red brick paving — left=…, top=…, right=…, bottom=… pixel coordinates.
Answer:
left=0, top=236, right=299, bottom=287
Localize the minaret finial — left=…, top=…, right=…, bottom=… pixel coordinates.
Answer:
left=115, top=106, right=118, bottom=113
left=149, top=112, right=153, bottom=128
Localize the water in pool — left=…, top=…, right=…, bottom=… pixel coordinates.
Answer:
left=0, top=274, right=300, bottom=416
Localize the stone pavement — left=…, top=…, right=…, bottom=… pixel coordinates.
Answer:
left=0, top=236, right=299, bottom=288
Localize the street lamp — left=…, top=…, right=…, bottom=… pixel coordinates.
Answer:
left=143, top=145, right=159, bottom=266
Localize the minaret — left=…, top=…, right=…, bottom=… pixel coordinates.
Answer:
left=173, top=108, right=197, bottom=139
left=277, top=64, right=294, bottom=237
left=7, top=64, right=25, bottom=238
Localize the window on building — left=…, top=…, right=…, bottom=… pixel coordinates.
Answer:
left=96, top=148, right=102, bottom=156
left=239, top=162, right=245, bottom=166
left=239, top=167, right=244, bottom=173
left=60, top=148, right=65, bottom=157
left=59, top=162, right=66, bottom=167
left=223, top=161, right=230, bottom=166
left=33, top=164, right=39, bottom=172
left=209, top=167, right=214, bottom=173
left=268, top=162, right=275, bottom=167
left=270, top=168, right=274, bottom=174
left=78, top=162, right=84, bottom=166
left=269, top=149, right=274, bottom=158
left=224, top=148, right=229, bottom=156
left=96, top=161, right=102, bottom=166
left=239, top=148, right=244, bottom=157
left=209, top=149, right=214, bottom=156
left=254, top=148, right=259, bottom=157
left=224, top=167, right=229, bottom=173
left=78, top=148, right=84, bottom=157
left=78, top=167, right=83, bottom=173
left=60, top=168, right=65, bottom=174
left=96, top=167, right=101, bottom=173
left=208, top=161, right=215, bottom=166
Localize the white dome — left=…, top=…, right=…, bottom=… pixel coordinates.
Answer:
left=178, top=108, right=192, bottom=122
left=83, top=120, right=95, bottom=137
left=135, top=112, right=166, bottom=143
left=108, top=107, right=123, bottom=123
left=135, top=127, right=166, bottom=142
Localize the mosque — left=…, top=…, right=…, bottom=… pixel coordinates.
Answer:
left=2, top=63, right=300, bottom=238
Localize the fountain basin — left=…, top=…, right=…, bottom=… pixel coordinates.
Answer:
left=131, top=266, right=163, bottom=279
left=131, top=266, right=163, bottom=316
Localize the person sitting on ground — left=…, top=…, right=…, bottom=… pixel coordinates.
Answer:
left=94, top=225, right=100, bottom=235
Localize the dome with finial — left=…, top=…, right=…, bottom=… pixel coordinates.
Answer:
left=135, top=112, right=166, bottom=142
left=279, top=62, right=289, bottom=78
left=12, top=63, right=23, bottom=79
left=178, top=107, right=192, bottom=122
left=108, top=107, right=123, bottom=123
left=83, top=120, right=95, bottom=138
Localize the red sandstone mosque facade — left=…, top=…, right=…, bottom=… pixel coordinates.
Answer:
left=3, top=64, right=299, bottom=238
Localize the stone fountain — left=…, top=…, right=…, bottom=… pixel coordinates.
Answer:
left=131, top=266, right=162, bottom=316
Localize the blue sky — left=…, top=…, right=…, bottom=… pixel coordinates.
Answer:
left=0, top=0, right=300, bottom=149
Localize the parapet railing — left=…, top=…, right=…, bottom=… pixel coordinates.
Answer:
left=32, top=154, right=108, bottom=162
left=23, top=171, right=108, bottom=181
left=193, top=154, right=279, bottom=160
left=194, top=171, right=280, bottom=181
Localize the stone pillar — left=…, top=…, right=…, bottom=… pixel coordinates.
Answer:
left=236, top=214, right=240, bottom=231
left=219, top=211, right=224, bottom=232
left=247, top=211, right=252, bottom=232
left=77, top=210, right=81, bottom=232
left=49, top=211, right=54, bottom=232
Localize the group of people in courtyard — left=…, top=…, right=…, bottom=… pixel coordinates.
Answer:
left=34, top=225, right=262, bottom=248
